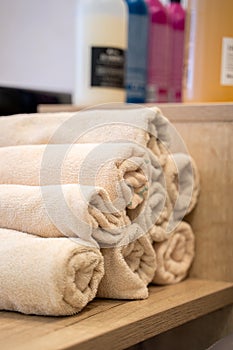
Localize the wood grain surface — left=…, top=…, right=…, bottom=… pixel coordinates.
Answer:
left=163, top=115, right=233, bottom=282
left=38, top=102, right=233, bottom=122
left=128, top=304, right=233, bottom=350
left=0, top=279, right=232, bottom=350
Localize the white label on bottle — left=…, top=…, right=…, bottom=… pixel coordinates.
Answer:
left=221, top=37, right=233, bottom=86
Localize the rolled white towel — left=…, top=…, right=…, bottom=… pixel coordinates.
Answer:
left=97, top=234, right=156, bottom=299
left=0, top=183, right=133, bottom=247
left=151, top=221, right=195, bottom=285
left=0, top=228, right=104, bottom=316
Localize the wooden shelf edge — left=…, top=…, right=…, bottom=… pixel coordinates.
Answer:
left=37, top=103, right=233, bottom=123
left=2, top=278, right=232, bottom=350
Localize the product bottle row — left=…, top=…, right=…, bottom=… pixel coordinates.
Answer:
left=74, top=0, right=233, bottom=105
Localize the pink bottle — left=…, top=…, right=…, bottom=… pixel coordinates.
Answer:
left=145, top=0, right=169, bottom=103
left=167, top=0, right=186, bottom=102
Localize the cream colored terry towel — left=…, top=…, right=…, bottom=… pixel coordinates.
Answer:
left=0, top=107, right=170, bottom=165
left=131, top=181, right=172, bottom=240
left=0, top=228, right=104, bottom=316
left=147, top=153, right=200, bottom=242
left=164, top=153, right=200, bottom=221
left=0, top=183, right=137, bottom=247
left=97, top=235, right=156, bottom=299
left=148, top=220, right=172, bottom=243
left=151, top=221, right=195, bottom=285
left=0, top=142, right=152, bottom=213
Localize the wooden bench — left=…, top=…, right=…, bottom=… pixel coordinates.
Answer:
left=0, top=103, right=232, bottom=350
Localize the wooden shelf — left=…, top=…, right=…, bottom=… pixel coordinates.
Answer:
left=38, top=102, right=233, bottom=123
left=0, top=278, right=232, bottom=350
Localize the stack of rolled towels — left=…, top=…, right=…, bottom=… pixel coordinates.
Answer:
left=0, top=106, right=200, bottom=316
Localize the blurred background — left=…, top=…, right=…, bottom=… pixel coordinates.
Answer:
left=3, top=0, right=231, bottom=113
left=0, top=0, right=187, bottom=94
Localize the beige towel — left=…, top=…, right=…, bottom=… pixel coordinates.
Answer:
left=147, top=153, right=200, bottom=242
left=0, top=142, right=152, bottom=213
left=164, top=153, right=200, bottom=221
left=0, top=107, right=170, bottom=164
left=97, top=235, right=156, bottom=299
left=0, top=183, right=137, bottom=247
left=132, top=181, right=171, bottom=238
left=148, top=220, right=172, bottom=243
left=151, top=221, right=195, bottom=285
left=0, top=228, right=104, bottom=316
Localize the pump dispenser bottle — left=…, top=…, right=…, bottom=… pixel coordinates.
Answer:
left=74, top=0, right=128, bottom=105
left=125, top=0, right=149, bottom=103
left=167, top=0, right=186, bottom=102
left=145, top=0, right=169, bottom=103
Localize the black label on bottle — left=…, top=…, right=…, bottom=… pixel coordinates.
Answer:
left=91, top=47, right=125, bottom=89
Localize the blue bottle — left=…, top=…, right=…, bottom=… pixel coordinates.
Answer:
left=125, top=0, right=149, bottom=103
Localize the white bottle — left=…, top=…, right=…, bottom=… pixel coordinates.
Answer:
left=74, top=0, right=128, bottom=106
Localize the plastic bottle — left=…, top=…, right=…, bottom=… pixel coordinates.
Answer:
left=167, top=0, right=186, bottom=102
left=183, top=0, right=233, bottom=102
left=145, top=0, right=169, bottom=103
left=125, top=0, right=149, bottom=103
left=74, top=0, right=128, bottom=105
